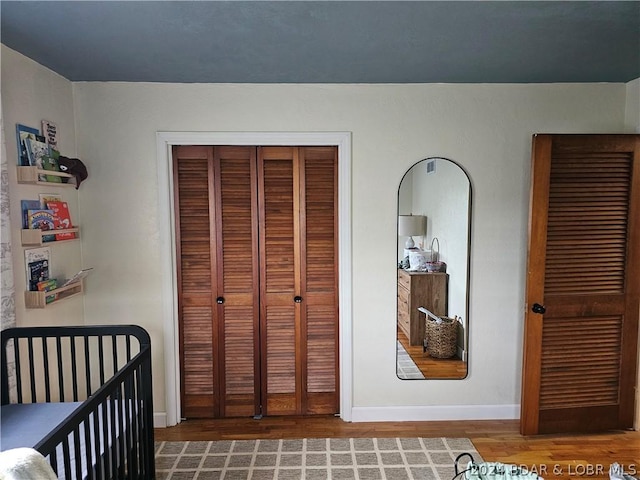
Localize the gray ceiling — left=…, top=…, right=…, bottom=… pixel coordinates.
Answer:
left=1, top=1, right=639, bottom=84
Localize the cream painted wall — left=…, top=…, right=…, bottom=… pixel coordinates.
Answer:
left=70, top=79, right=628, bottom=419
left=3, top=45, right=636, bottom=422
left=1, top=46, right=83, bottom=328
left=625, top=78, right=640, bottom=133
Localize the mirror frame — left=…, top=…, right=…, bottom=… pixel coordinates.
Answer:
left=396, top=157, right=473, bottom=380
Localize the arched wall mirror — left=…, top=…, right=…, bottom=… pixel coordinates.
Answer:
left=396, top=157, right=472, bottom=380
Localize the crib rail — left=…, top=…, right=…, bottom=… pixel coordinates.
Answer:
left=1, top=325, right=149, bottom=405
left=0, top=325, right=154, bottom=479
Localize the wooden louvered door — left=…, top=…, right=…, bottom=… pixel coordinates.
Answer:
left=174, top=145, right=260, bottom=418
left=521, top=134, right=640, bottom=435
left=258, top=146, right=339, bottom=416
left=175, top=145, right=338, bottom=419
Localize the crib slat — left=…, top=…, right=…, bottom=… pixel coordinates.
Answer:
left=70, top=335, right=79, bottom=401
left=15, top=339, right=23, bottom=404
left=98, top=336, right=105, bottom=386
left=27, top=337, right=36, bottom=402
left=135, top=367, right=148, bottom=477
left=126, top=335, right=132, bottom=363
left=84, top=336, right=91, bottom=398
left=111, top=335, right=118, bottom=378
left=43, top=337, right=51, bottom=402
left=83, top=417, right=94, bottom=480
left=92, top=405, right=102, bottom=480
left=124, top=376, right=136, bottom=478
left=56, top=337, right=64, bottom=402
left=101, top=394, right=112, bottom=479
left=62, top=437, right=71, bottom=479
left=116, top=387, right=125, bottom=478
left=72, top=427, right=82, bottom=479
left=48, top=448, right=59, bottom=476
left=109, top=396, right=118, bottom=476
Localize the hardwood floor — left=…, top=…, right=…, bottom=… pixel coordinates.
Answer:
left=155, top=416, right=640, bottom=479
left=397, top=328, right=467, bottom=379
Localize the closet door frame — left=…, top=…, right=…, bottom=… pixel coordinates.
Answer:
left=157, top=131, right=352, bottom=427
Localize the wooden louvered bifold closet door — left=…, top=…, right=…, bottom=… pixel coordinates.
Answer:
left=175, top=145, right=338, bottom=419
left=258, top=147, right=339, bottom=416
left=521, top=135, right=640, bottom=435
left=174, top=146, right=260, bottom=418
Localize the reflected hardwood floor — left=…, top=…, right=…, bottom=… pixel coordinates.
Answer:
left=155, top=416, right=640, bottom=479
left=397, top=328, right=466, bottom=379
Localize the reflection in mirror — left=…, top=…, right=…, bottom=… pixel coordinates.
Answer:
left=396, top=158, right=471, bottom=379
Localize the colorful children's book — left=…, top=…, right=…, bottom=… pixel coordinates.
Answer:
left=37, top=194, right=61, bottom=241
left=37, top=278, right=58, bottom=303
left=16, top=124, right=40, bottom=166
left=25, top=247, right=51, bottom=291
left=42, top=149, right=62, bottom=183
left=38, top=193, right=61, bottom=208
left=25, top=137, right=51, bottom=181
left=46, top=200, right=75, bottom=240
left=21, top=199, right=41, bottom=229
left=27, top=209, right=55, bottom=231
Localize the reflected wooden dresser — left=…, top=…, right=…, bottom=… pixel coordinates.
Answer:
left=397, top=269, right=448, bottom=346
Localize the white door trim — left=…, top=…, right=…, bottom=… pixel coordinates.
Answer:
left=156, top=131, right=353, bottom=426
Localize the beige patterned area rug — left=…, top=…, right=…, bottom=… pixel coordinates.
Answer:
left=155, top=437, right=483, bottom=480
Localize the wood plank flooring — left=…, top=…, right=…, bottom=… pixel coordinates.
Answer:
left=155, top=416, right=640, bottom=479
left=398, top=328, right=467, bottom=379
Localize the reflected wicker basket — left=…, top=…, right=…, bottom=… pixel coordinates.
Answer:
left=425, top=261, right=446, bottom=273
left=425, top=316, right=457, bottom=359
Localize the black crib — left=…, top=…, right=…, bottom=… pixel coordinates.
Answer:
left=1, top=324, right=155, bottom=479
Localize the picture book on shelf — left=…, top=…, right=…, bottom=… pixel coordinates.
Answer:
left=42, top=149, right=62, bottom=183
left=15, top=124, right=42, bottom=166
left=37, top=194, right=61, bottom=241
left=46, top=200, right=75, bottom=240
left=27, top=209, right=55, bottom=231
left=37, top=279, right=57, bottom=292
left=25, top=247, right=51, bottom=291
left=24, top=137, right=51, bottom=181
left=37, top=279, right=58, bottom=304
left=38, top=193, right=62, bottom=208
left=21, top=199, right=41, bottom=228
left=41, top=120, right=58, bottom=149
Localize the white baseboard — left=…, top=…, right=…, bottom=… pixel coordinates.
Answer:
left=154, top=412, right=168, bottom=428
left=154, top=405, right=519, bottom=426
left=350, top=404, right=520, bottom=422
